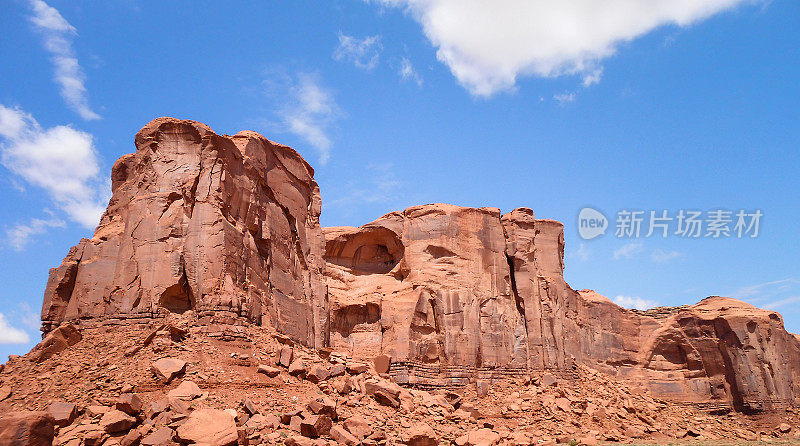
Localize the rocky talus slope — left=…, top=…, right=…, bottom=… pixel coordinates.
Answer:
left=1, top=317, right=799, bottom=445
left=2, top=118, right=799, bottom=445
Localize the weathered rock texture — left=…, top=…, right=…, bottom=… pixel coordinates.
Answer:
left=324, top=205, right=598, bottom=371
left=324, top=204, right=800, bottom=410
left=325, top=205, right=524, bottom=367
left=38, top=118, right=800, bottom=413
left=41, top=118, right=328, bottom=348
left=597, top=293, right=800, bottom=412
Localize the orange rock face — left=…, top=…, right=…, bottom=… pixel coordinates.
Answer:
left=324, top=204, right=800, bottom=410
left=604, top=295, right=800, bottom=411
left=38, top=118, right=800, bottom=413
left=40, top=118, right=328, bottom=348
left=325, top=204, right=524, bottom=367
left=324, top=205, right=596, bottom=371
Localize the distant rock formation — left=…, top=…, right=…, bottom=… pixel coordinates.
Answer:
left=40, top=118, right=328, bottom=348
left=40, top=118, right=800, bottom=412
left=614, top=295, right=800, bottom=412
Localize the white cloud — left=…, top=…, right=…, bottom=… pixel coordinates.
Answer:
left=613, top=242, right=643, bottom=260
left=0, top=105, right=108, bottom=229
left=399, top=57, right=424, bottom=85
left=764, top=296, right=800, bottom=311
left=574, top=243, right=591, bottom=262
left=553, top=92, right=576, bottom=105
left=613, top=295, right=659, bottom=311
left=29, top=0, right=100, bottom=120
left=734, top=278, right=800, bottom=299
left=286, top=76, right=338, bottom=165
left=0, top=313, right=31, bottom=344
left=731, top=277, right=800, bottom=312
left=375, top=0, right=752, bottom=96
left=10, top=178, right=26, bottom=193
left=651, top=248, right=684, bottom=263
left=582, top=67, right=604, bottom=87
left=333, top=32, right=383, bottom=70
left=0, top=107, right=28, bottom=137
left=263, top=73, right=341, bottom=166
left=7, top=216, right=66, bottom=251
left=15, top=303, right=41, bottom=332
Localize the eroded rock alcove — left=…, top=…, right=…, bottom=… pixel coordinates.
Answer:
left=325, top=227, right=404, bottom=276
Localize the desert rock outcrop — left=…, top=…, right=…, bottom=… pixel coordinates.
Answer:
left=0, top=411, right=55, bottom=446
left=325, top=205, right=800, bottom=410
left=33, top=118, right=800, bottom=415
left=325, top=204, right=526, bottom=367
left=40, top=118, right=328, bottom=348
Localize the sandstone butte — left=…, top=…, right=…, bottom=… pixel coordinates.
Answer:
left=3, top=117, right=800, bottom=445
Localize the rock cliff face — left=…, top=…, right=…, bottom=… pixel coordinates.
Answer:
left=324, top=205, right=636, bottom=372
left=616, top=295, right=800, bottom=411
left=325, top=205, right=525, bottom=367
left=41, top=118, right=328, bottom=348
left=324, top=204, right=588, bottom=372
left=324, top=205, right=800, bottom=410
left=40, top=118, right=800, bottom=412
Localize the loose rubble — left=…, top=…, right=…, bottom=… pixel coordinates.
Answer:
left=1, top=315, right=799, bottom=446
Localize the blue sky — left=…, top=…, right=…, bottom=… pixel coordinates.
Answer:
left=0, top=0, right=798, bottom=360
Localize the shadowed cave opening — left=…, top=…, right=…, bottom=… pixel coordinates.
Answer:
left=159, top=265, right=195, bottom=314
left=332, top=302, right=381, bottom=338
left=352, top=244, right=395, bottom=273
left=325, top=227, right=404, bottom=275
left=648, top=341, right=690, bottom=371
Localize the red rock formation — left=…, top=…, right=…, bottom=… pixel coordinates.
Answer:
left=28, top=324, right=81, bottom=364
left=610, top=295, right=800, bottom=411
left=40, top=118, right=328, bottom=348
left=324, top=205, right=594, bottom=371
left=502, top=209, right=583, bottom=370
left=37, top=118, right=800, bottom=413
left=324, top=204, right=800, bottom=410
left=325, top=205, right=526, bottom=368
left=0, top=411, right=55, bottom=445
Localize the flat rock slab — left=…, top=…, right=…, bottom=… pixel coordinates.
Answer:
left=307, top=364, right=330, bottom=383
left=100, top=409, right=137, bottom=433
left=151, top=358, right=187, bottom=383
left=300, top=414, right=332, bottom=438
left=403, top=423, right=438, bottom=446
left=0, top=411, right=55, bottom=446
left=176, top=408, right=237, bottom=446
left=47, top=401, right=77, bottom=427
left=141, top=427, right=175, bottom=446
left=257, top=364, right=281, bottom=378
left=331, top=424, right=359, bottom=445
left=373, top=354, right=391, bottom=374
left=456, top=428, right=501, bottom=446
left=343, top=415, right=371, bottom=440
left=167, top=381, right=202, bottom=401
left=116, top=393, right=143, bottom=415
